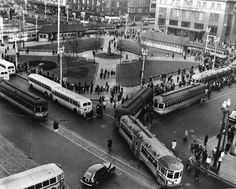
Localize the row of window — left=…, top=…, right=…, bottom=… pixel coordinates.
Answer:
left=158, top=0, right=222, bottom=10
left=53, top=91, right=81, bottom=107
left=162, top=89, right=205, bottom=108
left=140, top=146, right=157, bottom=168
left=29, top=78, right=51, bottom=91
left=25, top=177, right=57, bottom=189
left=145, top=40, right=182, bottom=49
left=0, top=87, right=47, bottom=113
left=120, top=123, right=133, bottom=141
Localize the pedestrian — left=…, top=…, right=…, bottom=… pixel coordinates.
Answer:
left=171, top=139, right=177, bottom=154
left=204, top=134, right=208, bottom=146
left=102, top=100, right=106, bottom=111
left=107, top=139, right=112, bottom=152
left=194, top=167, right=200, bottom=182
left=206, top=156, right=212, bottom=169
left=225, top=143, right=231, bottom=154
left=183, top=130, right=188, bottom=142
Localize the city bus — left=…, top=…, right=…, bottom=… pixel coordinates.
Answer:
left=153, top=83, right=206, bottom=115
left=52, top=86, right=93, bottom=117
left=0, top=67, right=9, bottom=81
left=192, top=67, right=232, bottom=83
left=0, top=59, right=16, bottom=75
left=0, top=81, right=48, bottom=119
left=119, top=115, right=183, bottom=187
left=28, top=74, right=93, bottom=118
left=0, top=163, right=65, bottom=189
left=114, top=87, right=153, bottom=120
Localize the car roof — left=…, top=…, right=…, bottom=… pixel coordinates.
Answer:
left=87, top=164, right=104, bottom=174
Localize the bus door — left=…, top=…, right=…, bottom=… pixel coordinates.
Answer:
left=131, top=136, right=141, bottom=158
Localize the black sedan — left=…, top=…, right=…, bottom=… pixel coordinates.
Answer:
left=81, top=162, right=116, bottom=187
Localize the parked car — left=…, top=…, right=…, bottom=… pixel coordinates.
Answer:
left=81, top=162, right=116, bottom=187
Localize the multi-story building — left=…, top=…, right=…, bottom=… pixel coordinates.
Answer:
left=104, top=0, right=128, bottom=16
left=149, top=0, right=156, bottom=18
left=154, top=0, right=236, bottom=44
left=128, top=0, right=150, bottom=22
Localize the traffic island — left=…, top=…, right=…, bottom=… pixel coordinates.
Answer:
left=95, top=52, right=122, bottom=59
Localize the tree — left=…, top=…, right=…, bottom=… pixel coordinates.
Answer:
left=63, top=55, right=74, bottom=74
left=67, top=36, right=82, bottom=57
left=91, top=37, right=103, bottom=63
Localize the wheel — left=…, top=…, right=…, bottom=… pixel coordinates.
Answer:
left=73, top=108, right=77, bottom=114
left=29, top=84, right=33, bottom=88
left=110, top=167, right=115, bottom=174
left=55, top=99, right=58, bottom=103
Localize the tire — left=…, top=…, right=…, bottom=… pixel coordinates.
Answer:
left=73, top=108, right=77, bottom=114
left=55, top=99, right=58, bottom=103
left=29, top=84, right=33, bottom=88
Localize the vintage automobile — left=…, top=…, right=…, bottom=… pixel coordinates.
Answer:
left=81, top=162, right=116, bottom=187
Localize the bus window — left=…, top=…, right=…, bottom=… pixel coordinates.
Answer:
left=174, top=171, right=180, bottom=179
left=167, top=170, right=174, bottom=179
left=35, top=107, right=41, bottom=112
left=158, top=103, right=165, bottom=109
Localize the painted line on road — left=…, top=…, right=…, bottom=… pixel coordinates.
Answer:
left=43, top=121, right=157, bottom=189
left=0, top=164, right=10, bottom=176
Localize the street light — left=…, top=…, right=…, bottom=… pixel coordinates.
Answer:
left=35, top=14, right=38, bottom=41
left=44, top=2, right=47, bottom=19
left=66, top=5, right=69, bottom=23
left=213, top=37, right=220, bottom=69
left=205, top=27, right=211, bottom=53
left=212, top=99, right=231, bottom=172
left=141, top=48, right=148, bottom=86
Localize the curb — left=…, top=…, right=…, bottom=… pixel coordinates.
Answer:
left=193, top=161, right=236, bottom=187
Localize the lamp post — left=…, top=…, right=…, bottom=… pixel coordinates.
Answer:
left=14, top=34, right=18, bottom=69
left=213, top=37, right=219, bottom=69
left=66, top=5, right=69, bottom=23
left=44, top=2, right=47, bottom=19
left=212, top=99, right=231, bottom=172
left=205, top=27, right=211, bottom=53
left=35, top=14, right=38, bottom=41
left=59, top=45, right=64, bottom=86
left=141, top=48, right=148, bottom=86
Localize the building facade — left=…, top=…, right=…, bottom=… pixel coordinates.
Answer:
left=104, top=0, right=128, bottom=16
left=154, top=0, right=236, bottom=44
left=128, top=0, right=150, bottom=22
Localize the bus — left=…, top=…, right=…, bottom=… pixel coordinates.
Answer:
left=153, top=83, right=206, bottom=115
left=119, top=115, right=183, bottom=187
left=8, top=30, right=36, bottom=43
left=0, top=67, right=9, bottom=81
left=0, top=163, right=65, bottom=189
left=0, top=59, right=16, bottom=75
left=192, top=67, right=232, bottom=83
left=28, top=74, right=93, bottom=118
left=0, top=81, right=48, bottom=119
left=114, top=87, right=153, bottom=120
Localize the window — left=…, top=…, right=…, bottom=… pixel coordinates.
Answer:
left=211, top=3, right=215, bottom=9
left=194, top=23, right=204, bottom=29
left=169, top=19, right=178, bottom=26
left=43, top=180, right=49, bottom=187
left=151, top=3, right=156, bottom=8
left=158, top=103, right=164, bottom=109
left=217, top=3, right=221, bottom=10
left=181, top=21, right=190, bottom=27
left=202, top=2, right=206, bottom=8
left=167, top=170, right=174, bottom=179
left=174, top=171, right=180, bottom=179
left=50, top=177, right=56, bottom=184
left=35, top=183, right=42, bottom=189
left=27, top=186, right=34, bottom=189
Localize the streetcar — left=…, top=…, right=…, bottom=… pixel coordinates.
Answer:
left=153, top=83, right=206, bottom=115
left=0, top=163, right=65, bottom=189
left=0, top=59, right=16, bottom=75
left=114, top=87, right=153, bottom=120
left=28, top=74, right=93, bottom=118
left=119, top=115, right=184, bottom=187
left=192, top=67, right=232, bottom=83
left=0, top=67, right=9, bottom=81
left=0, top=81, right=48, bottom=119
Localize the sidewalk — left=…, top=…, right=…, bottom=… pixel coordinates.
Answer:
left=191, top=136, right=236, bottom=187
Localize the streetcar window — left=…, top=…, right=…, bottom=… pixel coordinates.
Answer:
left=174, top=171, right=180, bottom=179
left=158, top=103, right=164, bottom=109
left=167, top=170, right=174, bottom=179
left=153, top=99, right=158, bottom=108
left=35, top=107, right=41, bottom=112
